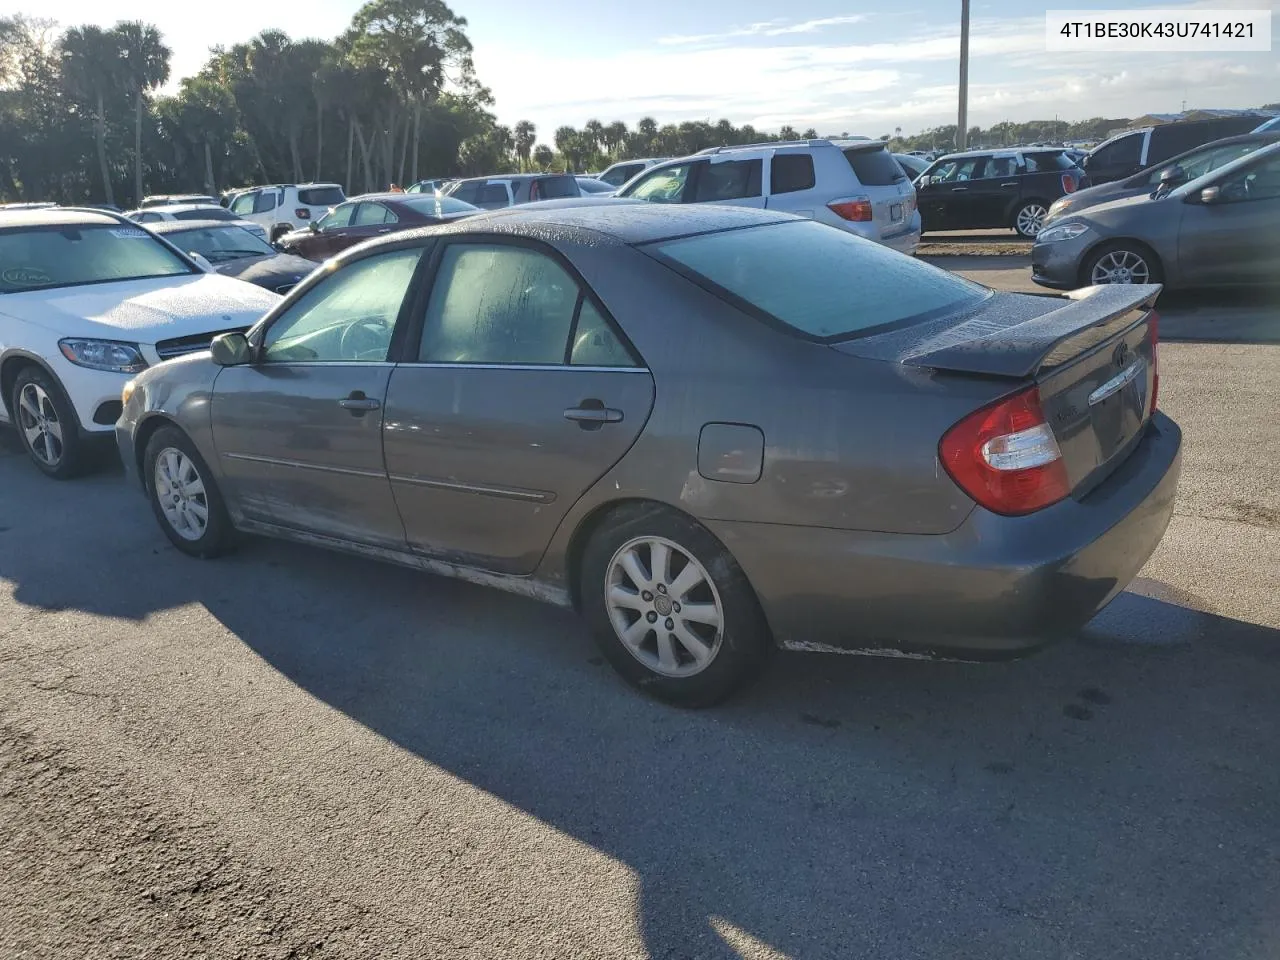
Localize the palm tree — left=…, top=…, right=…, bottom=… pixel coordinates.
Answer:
left=604, top=120, right=627, bottom=156
left=532, top=144, right=553, bottom=171
left=113, top=21, right=171, bottom=206
left=583, top=118, right=604, bottom=152
left=514, top=120, right=536, bottom=170
left=60, top=25, right=120, bottom=206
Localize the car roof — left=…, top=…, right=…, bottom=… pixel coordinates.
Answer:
left=145, top=219, right=256, bottom=233
left=453, top=173, right=573, bottom=184
left=0, top=209, right=120, bottom=230
left=155, top=203, right=226, bottom=213
left=933, top=147, right=1058, bottom=161
left=421, top=202, right=795, bottom=246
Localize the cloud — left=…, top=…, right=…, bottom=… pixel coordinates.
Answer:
left=659, top=15, right=868, bottom=46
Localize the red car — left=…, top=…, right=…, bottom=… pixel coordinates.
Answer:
left=276, top=193, right=479, bottom=260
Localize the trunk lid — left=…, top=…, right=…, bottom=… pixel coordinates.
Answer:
left=832, top=284, right=1161, bottom=494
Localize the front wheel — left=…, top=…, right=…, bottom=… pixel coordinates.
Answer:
left=580, top=505, right=772, bottom=707
left=1013, top=201, right=1048, bottom=238
left=11, top=366, right=85, bottom=479
left=1084, top=242, right=1164, bottom=286
left=144, top=425, right=234, bottom=558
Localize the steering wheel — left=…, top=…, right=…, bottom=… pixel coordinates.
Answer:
left=339, top=316, right=393, bottom=361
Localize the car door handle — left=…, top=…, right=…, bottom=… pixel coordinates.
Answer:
left=1000, top=182, right=1018, bottom=187
left=339, top=391, right=381, bottom=413
left=564, top=400, right=623, bottom=429
left=951, top=186, right=968, bottom=192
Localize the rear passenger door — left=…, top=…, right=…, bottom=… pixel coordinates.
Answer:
left=688, top=156, right=766, bottom=208
left=964, top=153, right=1020, bottom=227
left=382, top=238, right=655, bottom=575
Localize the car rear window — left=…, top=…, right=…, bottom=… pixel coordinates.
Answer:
left=843, top=146, right=907, bottom=186
left=173, top=207, right=236, bottom=221
left=400, top=195, right=479, bottom=216
left=646, top=220, right=987, bottom=341
left=298, top=186, right=345, bottom=206
left=533, top=176, right=578, bottom=200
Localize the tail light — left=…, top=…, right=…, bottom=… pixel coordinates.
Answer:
left=828, top=196, right=873, bottom=222
left=295, top=208, right=310, bottom=219
left=1148, top=310, right=1159, bottom=414
left=940, top=385, right=1070, bottom=516
left=1061, top=173, right=1077, bottom=194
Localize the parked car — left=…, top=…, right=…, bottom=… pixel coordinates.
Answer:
left=139, top=194, right=218, bottom=208
left=125, top=203, right=269, bottom=242
left=1081, top=116, right=1266, bottom=185
left=1044, top=132, right=1280, bottom=225
left=439, top=173, right=583, bottom=210
left=893, top=153, right=930, bottom=179
left=575, top=176, right=615, bottom=195
left=1031, top=141, right=1280, bottom=290
left=0, top=209, right=280, bottom=478
left=615, top=139, right=921, bottom=255
left=1253, top=116, right=1280, bottom=134
left=0, top=202, right=58, bottom=212
left=145, top=220, right=317, bottom=294
left=915, top=148, right=1088, bottom=237
left=405, top=178, right=453, bottom=194
left=116, top=203, right=1179, bottom=706
left=225, top=183, right=347, bottom=242
left=275, top=193, right=479, bottom=261
left=595, top=158, right=670, bottom=188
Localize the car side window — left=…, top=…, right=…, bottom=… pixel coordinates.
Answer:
left=770, top=154, right=816, bottom=194
left=475, top=183, right=511, bottom=207
left=935, top=158, right=985, bottom=182
left=570, top=299, right=635, bottom=367
left=261, top=248, right=423, bottom=363
left=985, top=156, right=1017, bottom=178
left=319, top=203, right=355, bottom=230
left=1217, top=154, right=1280, bottom=203
left=353, top=202, right=392, bottom=226
left=253, top=191, right=278, bottom=214
left=229, top=193, right=255, bottom=216
left=693, top=159, right=762, bottom=202
left=418, top=244, right=580, bottom=365
left=1094, top=133, right=1142, bottom=168
left=625, top=163, right=693, bottom=203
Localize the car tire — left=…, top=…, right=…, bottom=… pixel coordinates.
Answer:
left=1013, top=200, right=1049, bottom=238
left=579, top=504, right=773, bottom=708
left=1082, top=241, right=1164, bottom=287
left=270, top=223, right=294, bottom=243
left=143, top=425, right=234, bottom=559
left=11, top=365, right=86, bottom=480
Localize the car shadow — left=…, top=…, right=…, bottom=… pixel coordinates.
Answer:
left=1, top=459, right=1278, bottom=957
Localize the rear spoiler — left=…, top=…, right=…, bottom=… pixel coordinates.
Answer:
left=901, top=284, right=1161, bottom=379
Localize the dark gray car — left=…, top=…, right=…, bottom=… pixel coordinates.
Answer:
left=117, top=204, right=1181, bottom=706
left=441, top=173, right=582, bottom=209
left=1032, top=141, right=1280, bottom=290
left=147, top=220, right=317, bottom=295
left=1043, top=132, right=1280, bottom=225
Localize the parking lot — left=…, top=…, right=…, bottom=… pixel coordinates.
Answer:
left=2, top=289, right=1277, bottom=958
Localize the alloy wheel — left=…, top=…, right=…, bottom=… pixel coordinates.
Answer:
left=605, top=536, right=725, bottom=679
left=1016, top=204, right=1048, bottom=237
left=16, top=382, right=63, bottom=467
left=1091, top=250, right=1151, bottom=285
left=153, top=447, right=210, bottom=542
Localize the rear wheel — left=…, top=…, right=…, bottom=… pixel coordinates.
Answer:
left=1013, top=201, right=1048, bottom=238
left=11, top=366, right=85, bottom=479
left=1084, top=241, right=1164, bottom=286
left=580, top=505, right=772, bottom=707
left=144, top=425, right=234, bottom=558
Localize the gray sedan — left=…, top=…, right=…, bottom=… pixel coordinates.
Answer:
left=1033, top=141, right=1280, bottom=290
left=117, top=204, right=1181, bottom=706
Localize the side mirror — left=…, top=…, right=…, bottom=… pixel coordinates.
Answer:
left=308, top=221, right=320, bottom=233
left=188, top=251, right=216, bottom=273
left=1197, top=186, right=1223, bottom=204
left=210, top=331, right=251, bottom=367
left=1159, top=165, right=1185, bottom=184
left=918, top=175, right=932, bottom=187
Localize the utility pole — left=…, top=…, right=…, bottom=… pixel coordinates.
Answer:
left=957, top=0, right=970, bottom=151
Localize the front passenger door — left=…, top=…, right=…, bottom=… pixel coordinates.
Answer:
left=383, top=240, right=655, bottom=574
left=1178, top=152, right=1280, bottom=286
left=210, top=247, right=426, bottom=547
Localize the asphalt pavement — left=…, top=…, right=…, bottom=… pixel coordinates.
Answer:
left=2, top=325, right=1278, bottom=958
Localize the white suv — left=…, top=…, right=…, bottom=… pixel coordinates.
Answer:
left=226, top=183, right=346, bottom=242
left=616, top=140, right=921, bottom=255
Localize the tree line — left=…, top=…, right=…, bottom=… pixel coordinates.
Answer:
left=5, top=6, right=1276, bottom=207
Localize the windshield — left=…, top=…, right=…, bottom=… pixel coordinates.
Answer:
left=399, top=195, right=479, bottom=216
left=0, top=223, right=194, bottom=293
left=1150, top=141, right=1267, bottom=185
left=646, top=220, right=988, bottom=341
left=167, top=225, right=276, bottom=262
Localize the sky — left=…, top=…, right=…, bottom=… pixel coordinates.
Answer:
left=26, top=0, right=1280, bottom=142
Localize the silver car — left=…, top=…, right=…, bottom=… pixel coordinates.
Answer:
left=615, top=139, right=921, bottom=255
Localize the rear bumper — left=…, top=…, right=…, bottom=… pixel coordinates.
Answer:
left=709, top=412, right=1182, bottom=658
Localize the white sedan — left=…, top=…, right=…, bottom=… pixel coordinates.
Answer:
left=0, top=209, right=280, bottom=478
